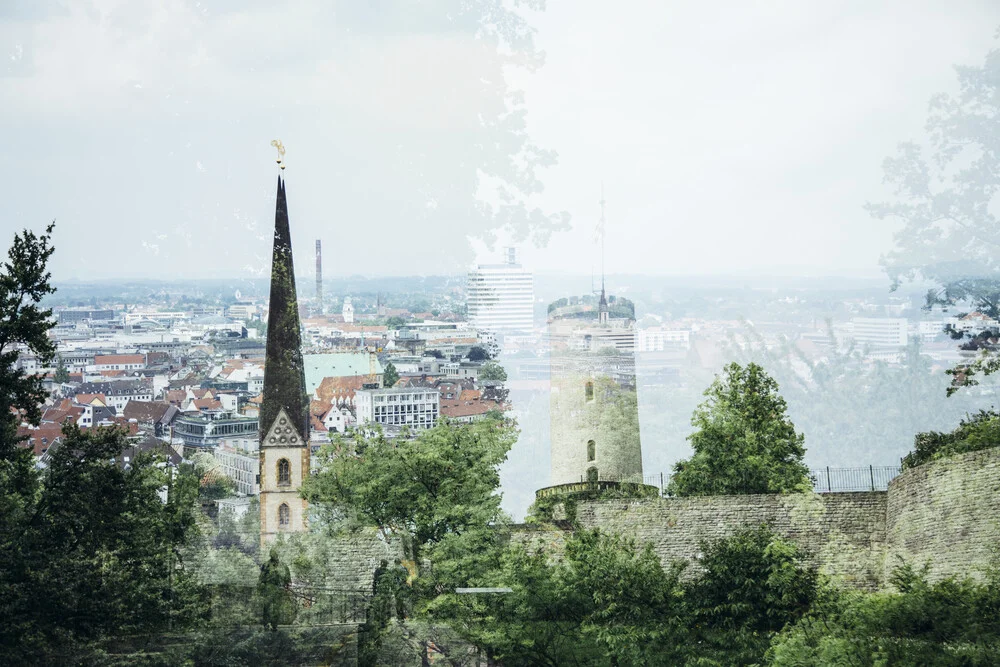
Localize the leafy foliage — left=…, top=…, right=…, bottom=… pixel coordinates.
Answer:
left=867, top=37, right=1000, bottom=393
left=0, top=425, right=204, bottom=664
left=304, top=416, right=516, bottom=564
left=467, top=345, right=491, bottom=361
left=685, top=525, right=820, bottom=665
left=668, top=362, right=811, bottom=496
left=382, top=361, right=400, bottom=388
left=769, top=563, right=1000, bottom=666
left=723, top=320, right=981, bottom=466
left=902, top=409, right=1000, bottom=469
left=479, top=360, right=510, bottom=404
left=0, top=222, right=56, bottom=442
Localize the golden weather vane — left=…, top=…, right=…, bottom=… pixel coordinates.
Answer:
left=270, top=139, right=286, bottom=170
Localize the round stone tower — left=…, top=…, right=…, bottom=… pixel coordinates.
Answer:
left=540, top=290, right=653, bottom=498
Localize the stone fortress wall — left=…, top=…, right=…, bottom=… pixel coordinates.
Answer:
left=522, top=447, right=1000, bottom=590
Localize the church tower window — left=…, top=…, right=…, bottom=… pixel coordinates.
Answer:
left=587, top=440, right=596, bottom=462
left=278, top=503, right=290, bottom=527
left=277, top=458, right=291, bottom=486
left=586, top=466, right=598, bottom=483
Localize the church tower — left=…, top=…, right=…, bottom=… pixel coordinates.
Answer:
left=260, top=174, right=311, bottom=543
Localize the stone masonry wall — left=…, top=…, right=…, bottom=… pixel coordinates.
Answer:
left=570, top=492, right=888, bottom=589
left=885, top=447, right=1000, bottom=584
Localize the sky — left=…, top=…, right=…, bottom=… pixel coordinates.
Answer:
left=2, top=0, right=1000, bottom=281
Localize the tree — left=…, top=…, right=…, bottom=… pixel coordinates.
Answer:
left=467, top=345, right=490, bottom=361
left=258, top=552, right=295, bottom=631
left=426, top=528, right=688, bottom=667
left=478, top=360, right=509, bottom=404
left=769, top=563, right=1000, bottom=666
left=0, top=425, right=204, bottom=663
left=382, top=361, right=399, bottom=388
left=901, top=410, right=1000, bottom=470
left=53, top=354, right=69, bottom=383
left=304, top=416, right=516, bottom=567
left=0, top=224, right=207, bottom=663
left=385, top=315, right=406, bottom=330
left=867, top=34, right=1000, bottom=393
left=668, top=362, right=811, bottom=496
left=722, top=320, right=979, bottom=466
left=0, top=221, right=56, bottom=445
left=304, top=418, right=517, bottom=664
left=685, top=525, right=819, bottom=665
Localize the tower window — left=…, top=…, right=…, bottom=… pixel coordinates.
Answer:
left=278, top=503, right=290, bottom=527
left=277, top=458, right=291, bottom=486
left=587, top=440, right=596, bottom=462
left=586, top=467, right=598, bottom=483
left=585, top=381, right=594, bottom=401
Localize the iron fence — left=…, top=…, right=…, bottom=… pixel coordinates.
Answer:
left=574, top=466, right=903, bottom=496
left=809, top=465, right=902, bottom=493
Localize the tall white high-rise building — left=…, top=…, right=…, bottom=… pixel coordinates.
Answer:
left=466, top=247, right=534, bottom=333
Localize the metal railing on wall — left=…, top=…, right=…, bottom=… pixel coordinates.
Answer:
left=579, top=466, right=903, bottom=496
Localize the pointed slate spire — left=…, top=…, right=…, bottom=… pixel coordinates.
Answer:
left=260, top=175, right=309, bottom=441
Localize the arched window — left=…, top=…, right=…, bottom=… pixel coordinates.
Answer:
left=585, top=381, right=594, bottom=402
left=277, top=458, right=291, bottom=486
left=278, top=503, right=290, bottom=527
left=587, top=440, right=596, bottom=462
left=586, top=466, right=598, bottom=483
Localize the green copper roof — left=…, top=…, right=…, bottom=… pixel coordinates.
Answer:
left=303, top=352, right=385, bottom=396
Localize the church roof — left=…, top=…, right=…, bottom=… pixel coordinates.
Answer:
left=260, top=176, right=309, bottom=441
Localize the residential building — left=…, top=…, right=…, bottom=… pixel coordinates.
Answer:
left=214, top=441, right=260, bottom=496
left=75, top=379, right=153, bottom=412
left=93, top=353, right=147, bottom=372
left=466, top=247, right=534, bottom=333
left=355, top=387, right=440, bottom=431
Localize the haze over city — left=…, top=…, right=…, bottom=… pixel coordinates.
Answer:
left=5, top=1, right=1000, bottom=280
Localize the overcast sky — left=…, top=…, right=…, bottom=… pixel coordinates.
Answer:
left=3, top=0, right=1000, bottom=282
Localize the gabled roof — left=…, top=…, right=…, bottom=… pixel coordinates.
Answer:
left=314, top=374, right=375, bottom=403
left=75, top=393, right=107, bottom=406
left=123, top=400, right=175, bottom=424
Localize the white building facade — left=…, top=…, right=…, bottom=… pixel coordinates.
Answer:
left=356, top=387, right=440, bottom=431
left=467, top=248, right=534, bottom=333
left=850, top=318, right=908, bottom=348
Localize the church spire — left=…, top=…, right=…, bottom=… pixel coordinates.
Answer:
left=598, top=184, right=609, bottom=325
left=260, top=174, right=309, bottom=440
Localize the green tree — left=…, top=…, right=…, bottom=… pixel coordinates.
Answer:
left=769, top=563, right=1000, bottom=666
left=53, top=354, right=70, bottom=383
left=304, top=416, right=516, bottom=568
left=258, top=552, right=295, bottom=631
left=685, top=525, right=819, bottom=665
left=902, top=409, right=1000, bottom=469
left=723, top=320, right=979, bottom=466
left=867, top=33, right=1000, bottom=394
left=467, top=345, right=490, bottom=361
left=1, top=425, right=204, bottom=663
left=382, top=361, right=400, bottom=388
left=427, top=529, right=688, bottom=666
left=385, top=315, right=406, bottom=330
left=668, top=362, right=811, bottom=496
left=0, top=221, right=56, bottom=443
left=479, top=360, right=509, bottom=404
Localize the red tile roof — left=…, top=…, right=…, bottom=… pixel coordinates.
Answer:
left=95, top=354, right=145, bottom=366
